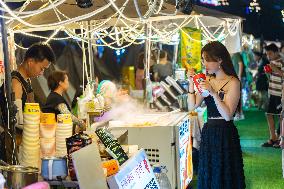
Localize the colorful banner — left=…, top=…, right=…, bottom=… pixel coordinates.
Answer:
left=179, top=28, right=202, bottom=72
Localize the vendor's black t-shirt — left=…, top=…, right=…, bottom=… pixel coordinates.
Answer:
left=42, top=91, right=71, bottom=117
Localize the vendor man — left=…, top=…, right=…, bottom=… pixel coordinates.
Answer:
left=8, top=43, right=55, bottom=163
left=153, top=50, right=173, bottom=82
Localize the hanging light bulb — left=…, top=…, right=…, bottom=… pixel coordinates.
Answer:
left=281, top=10, right=284, bottom=22
left=75, top=0, right=93, bottom=8
left=249, top=0, right=261, bottom=13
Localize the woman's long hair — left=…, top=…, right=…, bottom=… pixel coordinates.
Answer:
left=201, top=41, right=241, bottom=114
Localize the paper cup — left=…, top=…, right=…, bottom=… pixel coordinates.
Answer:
left=24, top=103, right=40, bottom=114
left=57, top=114, right=72, bottom=124
left=40, top=123, right=56, bottom=138
left=40, top=113, right=56, bottom=124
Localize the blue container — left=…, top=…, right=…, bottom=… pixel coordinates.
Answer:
left=177, top=80, right=189, bottom=93
left=41, top=157, right=68, bottom=180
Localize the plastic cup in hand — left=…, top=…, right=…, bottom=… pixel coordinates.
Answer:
left=264, top=64, right=272, bottom=73
left=193, top=73, right=209, bottom=97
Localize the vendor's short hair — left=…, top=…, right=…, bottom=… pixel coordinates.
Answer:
left=24, top=43, right=56, bottom=63
left=47, top=71, right=67, bottom=91
left=264, top=43, right=279, bottom=53
left=159, top=50, right=167, bottom=59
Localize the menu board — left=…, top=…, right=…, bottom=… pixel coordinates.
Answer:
left=107, top=149, right=160, bottom=189
left=95, top=128, right=128, bottom=165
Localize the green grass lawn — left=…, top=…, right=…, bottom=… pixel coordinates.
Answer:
left=237, top=109, right=283, bottom=189
left=190, top=109, right=284, bottom=189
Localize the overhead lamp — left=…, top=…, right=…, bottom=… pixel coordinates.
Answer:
left=75, top=0, right=93, bottom=8
left=218, top=0, right=229, bottom=6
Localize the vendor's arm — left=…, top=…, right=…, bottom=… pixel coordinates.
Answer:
left=57, top=103, right=85, bottom=128
left=153, top=72, right=159, bottom=82
left=201, top=78, right=240, bottom=121
left=152, top=65, right=159, bottom=82
left=12, top=78, right=24, bottom=128
left=12, top=78, right=23, bottom=100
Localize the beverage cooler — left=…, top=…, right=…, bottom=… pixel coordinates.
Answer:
left=109, top=112, right=192, bottom=189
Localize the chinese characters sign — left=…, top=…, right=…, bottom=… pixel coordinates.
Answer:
left=108, top=149, right=160, bottom=189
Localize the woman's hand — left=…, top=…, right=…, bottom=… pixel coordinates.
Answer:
left=199, top=80, right=214, bottom=95
left=187, top=68, right=196, bottom=79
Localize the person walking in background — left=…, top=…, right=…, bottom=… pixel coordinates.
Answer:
left=135, top=52, right=145, bottom=90
left=253, top=51, right=269, bottom=110
left=231, top=52, right=245, bottom=120
left=262, top=43, right=284, bottom=148
left=188, top=41, right=245, bottom=189
left=231, top=52, right=244, bottom=80
left=280, top=45, right=284, bottom=60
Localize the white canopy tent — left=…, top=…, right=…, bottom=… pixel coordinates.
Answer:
left=4, top=1, right=242, bottom=51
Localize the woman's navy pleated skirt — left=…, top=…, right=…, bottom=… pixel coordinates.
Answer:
left=197, top=119, right=246, bottom=189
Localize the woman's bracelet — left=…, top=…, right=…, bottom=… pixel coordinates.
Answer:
left=188, top=91, right=195, bottom=94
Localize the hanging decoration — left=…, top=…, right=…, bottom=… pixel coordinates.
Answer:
left=179, top=27, right=202, bottom=72
left=249, top=0, right=261, bottom=13
left=218, top=0, right=229, bottom=6
left=0, top=0, right=241, bottom=50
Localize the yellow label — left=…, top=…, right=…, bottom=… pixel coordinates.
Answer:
left=24, top=103, right=40, bottom=114
left=57, top=114, right=72, bottom=124
left=40, top=113, right=56, bottom=124
left=86, top=101, right=96, bottom=112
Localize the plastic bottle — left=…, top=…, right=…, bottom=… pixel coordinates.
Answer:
left=153, top=165, right=172, bottom=189
left=0, top=173, right=5, bottom=189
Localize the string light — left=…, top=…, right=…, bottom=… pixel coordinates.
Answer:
left=0, top=0, right=113, bottom=28
left=0, top=0, right=241, bottom=50
left=249, top=0, right=261, bottom=13
left=281, top=9, right=284, bottom=22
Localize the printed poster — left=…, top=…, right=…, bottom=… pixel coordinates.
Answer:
left=179, top=28, right=202, bottom=73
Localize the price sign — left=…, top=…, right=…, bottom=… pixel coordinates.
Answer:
left=95, top=128, right=128, bottom=165
left=108, top=149, right=160, bottom=189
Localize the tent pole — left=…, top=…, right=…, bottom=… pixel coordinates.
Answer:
left=172, top=43, right=179, bottom=79
left=87, top=21, right=95, bottom=81
left=0, top=11, right=18, bottom=165
left=144, top=22, right=153, bottom=106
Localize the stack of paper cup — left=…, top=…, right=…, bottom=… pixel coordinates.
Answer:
left=21, top=103, right=40, bottom=168
left=56, top=114, right=73, bottom=157
left=40, top=113, right=56, bottom=157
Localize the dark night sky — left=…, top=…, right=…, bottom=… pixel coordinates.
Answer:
left=194, top=0, right=284, bottom=41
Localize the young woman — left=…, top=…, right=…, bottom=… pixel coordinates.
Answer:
left=42, top=71, right=85, bottom=129
left=188, top=41, right=245, bottom=189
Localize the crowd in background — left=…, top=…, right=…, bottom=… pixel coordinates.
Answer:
left=232, top=43, right=284, bottom=149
